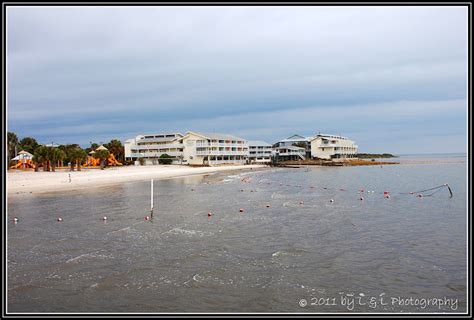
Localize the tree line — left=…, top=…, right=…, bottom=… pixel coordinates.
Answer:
left=7, top=132, right=126, bottom=171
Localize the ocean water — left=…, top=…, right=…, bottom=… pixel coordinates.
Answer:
left=7, top=155, right=468, bottom=313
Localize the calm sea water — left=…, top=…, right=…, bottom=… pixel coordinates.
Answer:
left=7, top=154, right=468, bottom=313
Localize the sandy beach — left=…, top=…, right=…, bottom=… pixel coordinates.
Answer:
left=7, top=164, right=266, bottom=196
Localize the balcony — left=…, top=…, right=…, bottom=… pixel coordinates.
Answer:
left=135, top=143, right=184, bottom=150
left=129, top=151, right=183, bottom=158
left=195, top=150, right=249, bottom=156
left=196, top=142, right=248, bottom=148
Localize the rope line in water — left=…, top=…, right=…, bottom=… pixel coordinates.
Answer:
left=253, top=180, right=453, bottom=198
left=399, top=183, right=453, bottom=198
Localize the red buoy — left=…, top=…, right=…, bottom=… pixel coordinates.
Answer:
left=239, top=208, right=244, bottom=212
left=208, top=212, right=213, bottom=217
left=266, top=204, right=270, bottom=208
left=145, top=216, right=150, bottom=220
left=300, top=201, right=304, bottom=205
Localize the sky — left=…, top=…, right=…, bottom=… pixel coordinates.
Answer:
left=7, top=6, right=468, bottom=154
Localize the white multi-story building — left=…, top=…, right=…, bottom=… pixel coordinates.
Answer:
left=124, top=133, right=185, bottom=164
left=125, top=131, right=249, bottom=166
left=182, top=131, right=249, bottom=165
left=248, top=141, right=272, bottom=164
left=310, top=134, right=358, bottom=160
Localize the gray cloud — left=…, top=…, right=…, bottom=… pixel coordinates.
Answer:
left=7, top=6, right=467, bottom=153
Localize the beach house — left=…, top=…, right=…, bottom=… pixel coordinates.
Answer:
left=124, top=133, right=185, bottom=164
left=181, top=131, right=249, bottom=165
left=248, top=141, right=272, bottom=164
left=310, top=134, right=358, bottom=160
left=272, top=134, right=312, bottom=160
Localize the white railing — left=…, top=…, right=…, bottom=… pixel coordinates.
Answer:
left=135, top=143, right=184, bottom=150
left=196, top=142, right=248, bottom=148
left=196, top=150, right=249, bottom=156
left=208, top=159, right=247, bottom=165
left=250, top=153, right=272, bottom=157
left=278, top=151, right=305, bottom=156
left=130, top=151, right=183, bottom=158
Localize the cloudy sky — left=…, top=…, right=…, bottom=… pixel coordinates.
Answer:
left=7, top=6, right=467, bottom=154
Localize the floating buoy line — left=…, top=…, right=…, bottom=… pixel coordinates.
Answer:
left=400, top=183, right=453, bottom=198
left=13, top=181, right=450, bottom=224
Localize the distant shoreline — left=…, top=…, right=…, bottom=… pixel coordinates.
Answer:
left=7, top=165, right=267, bottom=197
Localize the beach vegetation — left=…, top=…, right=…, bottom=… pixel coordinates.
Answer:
left=357, top=153, right=396, bottom=158
left=67, top=147, right=87, bottom=171
left=94, top=149, right=110, bottom=170
left=85, top=142, right=100, bottom=154
left=105, top=139, right=125, bottom=161
left=8, top=131, right=19, bottom=162
left=33, top=146, right=51, bottom=172
left=19, top=137, right=40, bottom=154
left=49, top=148, right=66, bottom=172
left=158, top=154, right=173, bottom=165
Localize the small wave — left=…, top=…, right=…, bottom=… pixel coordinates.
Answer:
left=162, top=227, right=212, bottom=237
left=107, top=227, right=131, bottom=235
left=272, top=251, right=288, bottom=257
left=66, top=253, right=112, bottom=264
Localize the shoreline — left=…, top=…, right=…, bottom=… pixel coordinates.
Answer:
left=7, top=164, right=267, bottom=197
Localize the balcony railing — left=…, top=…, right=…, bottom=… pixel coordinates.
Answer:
left=196, top=150, right=249, bottom=156
left=135, top=143, right=184, bottom=150
left=196, top=142, right=248, bottom=148
left=129, top=151, right=183, bottom=158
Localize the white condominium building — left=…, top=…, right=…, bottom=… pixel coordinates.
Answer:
left=182, top=132, right=249, bottom=165
left=248, top=141, right=272, bottom=164
left=310, top=134, right=358, bottom=160
left=125, top=131, right=249, bottom=166
left=124, top=133, right=184, bottom=164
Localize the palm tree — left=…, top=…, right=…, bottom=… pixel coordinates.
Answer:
left=105, top=139, right=124, bottom=161
left=19, top=137, right=39, bottom=155
left=94, top=149, right=110, bottom=170
left=8, top=132, right=19, bottom=163
left=68, top=147, right=87, bottom=171
left=32, top=153, right=41, bottom=172
left=34, top=146, right=49, bottom=172
left=49, top=148, right=65, bottom=172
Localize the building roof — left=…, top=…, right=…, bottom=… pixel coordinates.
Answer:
left=311, top=134, right=350, bottom=141
left=136, top=133, right=183, bottom=143
left=43, top=143, right=60, bottom=147
left=248, top=140, right=272, bottom=147
left=279, top=134, right=311, bottom=143
left=188, top=131, right=246, bottom=141
left=11, top=151, right=33, bottom=161
left=96, top=145, right=108, bottom=151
